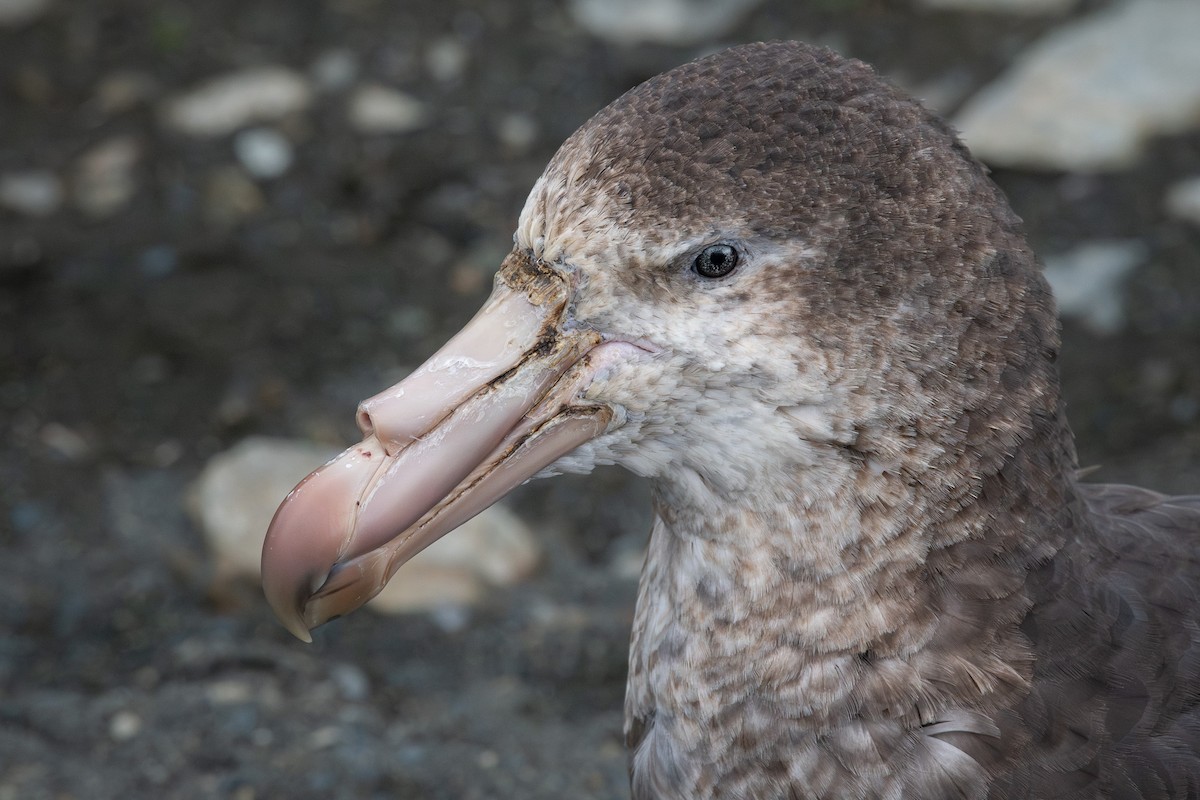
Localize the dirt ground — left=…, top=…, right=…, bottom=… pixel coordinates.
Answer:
left=2, top=1, right=1199, bottom=798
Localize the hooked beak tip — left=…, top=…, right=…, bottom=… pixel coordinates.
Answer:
left=262, top=575, right=316, bottom=643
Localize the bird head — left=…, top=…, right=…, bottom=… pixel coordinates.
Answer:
left=261, top=42, right=1060, bottom=641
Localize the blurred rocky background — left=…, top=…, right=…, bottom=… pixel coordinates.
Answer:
left=2, top=0, right=1198, bottom=797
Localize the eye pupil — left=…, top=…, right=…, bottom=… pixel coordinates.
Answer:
left=693, top=244, right=738, bottom=278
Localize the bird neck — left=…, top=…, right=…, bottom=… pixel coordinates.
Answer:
left=628, top=403, right=1085, bottom=751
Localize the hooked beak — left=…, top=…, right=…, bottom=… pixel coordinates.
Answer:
left=261, top=252, right=641, bottom=641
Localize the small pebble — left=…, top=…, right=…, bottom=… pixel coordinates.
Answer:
left=330, top=663, right=370, bottom=702
left=309, top=725, right=341, bottom=750
left=1043, top=240, right=1146, bottom=335
left=40, top=422, right=91, bottom=461
left=207, top=679, right=253, bottom=705
left=496, top=112, right=538, bottom=155
left=94, top=71, right=157, bottom=114
left=73, top=136, right=139, bottom=218
left=426, top=37, right=469, bottom=83
left=233, top=127, right=294, bottom=179
left=0, top=170, right=62, bottom=216
left=161, top=67, right=313, bottom=137
left=203, top=166, right=265, bottom=226
left=109, top=710, right=142, bottom=741
left=1165, top=176, right=1200, bottom=226
left=568, top=0, right=766, bottom=46
left=310, top=49, right=359, bottom=92
left=348, top=85, right=429, bottom=134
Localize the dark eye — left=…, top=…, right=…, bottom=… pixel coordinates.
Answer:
left=692, top=244, right=738, bottom=279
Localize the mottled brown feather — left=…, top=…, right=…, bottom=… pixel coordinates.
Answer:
left=516, top=42, right=1200, bottom=799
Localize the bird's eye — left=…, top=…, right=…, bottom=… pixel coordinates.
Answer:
left=692, top=244, right=739, bottom=279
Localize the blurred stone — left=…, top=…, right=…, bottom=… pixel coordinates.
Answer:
left=189, top=437, right=542, bottom=612
left=207, top=679, right=253, bottom=704
left=567, top=0, right=766, bottom=45
left=1043, top=240, right=1147, bottom=335
left=368, top=502, right=541, bottom=614
left=425, top=37, right=469, bottom=83
left=1165, top=176, right=1200, bottom=226
left=94, top=71, right=158, bottom=115
left=495, top=112, right=538, bottom=155
left=310, top=49, right=359, bottom=93
left=203, top=166, right=265, bottom=227
left=330, top=663, right=370, bottom=701
left=917, top=0, right=1076, bottom=14
left=189, top=437, right=338, bottom=584
left=0, top=0, right=49, bottom=26
left=0, top=170, right=62, bottom=216
left=40, top=422, right=90, bottom=461
left=73, top=135, right=139, bottom=218
left=161, top=67, right=313, bottom=137
left=348, top=85, right=429, bottom=134
left=954, top=0, right=1200, bottom=171
left=233, top=128, right=294, bottom=179
left=108, top=710, right=141, bottom=741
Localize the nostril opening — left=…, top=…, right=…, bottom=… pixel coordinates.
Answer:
left=356, top=404, right=375, bottom=437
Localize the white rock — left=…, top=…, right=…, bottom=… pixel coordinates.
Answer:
left=367, top=502, right=540, bottom=614
left=161, top=67, right=312, bottom=137
left=1165, top=176, right=1200, bottom=226
left=73, top=135, right=139, bottom=218
left=568, top=0, right=766, bottom=46
left=1043, top=240, right=1147, bottom=335
left=108, top=710, right=142, bottom=741
left=189, top=437, right=335, bottom=582
left=917, top=0, right=1076, bottom=15
left=0, top=169, right=62, bottom=216
left=0, top=0, right=50, bottom=26
left=189, top=437, right=541, bottom=612
left=348, top=85, right=429, bottom=134
left=233, top=127, right=294, bottom=179
left=953, top=0, right=1200, bottom=172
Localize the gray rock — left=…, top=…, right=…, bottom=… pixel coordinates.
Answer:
left=567, top=0, right=766, bottom=46
left=0, top=0, right=49, bottom=26
left=1165, top=176, right=1200, bottom=226
left=39, top=422, right=91, bottom=461
left=348, top=85, right=429, bottom=134
left=953, top=0, right=1200, bottom=171
left=425, top=37, right=470, bottom=83
left=0, top=169, right=62, bottom=216
left=310, top=49, right=359, bottom=93
left=161, top=67, right=313, bottom=137
left=1043, top=240, right=1147, bottom=335
left=72, top=135, right=139, bottom=218
left=203, top=166, right=265, bottom=227
left=189, top=437, right=542, bottom=612
left=233, top=127, right=294, bottom=179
